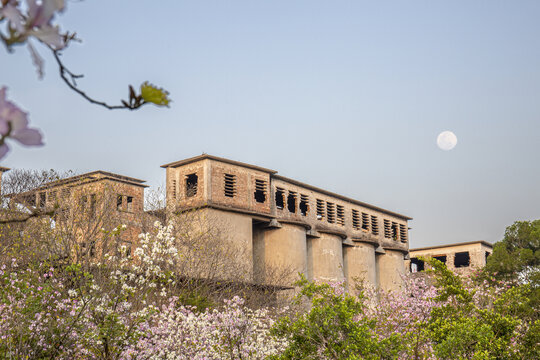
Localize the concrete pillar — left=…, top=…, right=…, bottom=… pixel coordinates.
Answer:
left=309, top=232, right=344, bottom=283
left=343, top=243, right=377, bottom=294
left=376, top=249, right=405, bottom=293
left=254, top=223, right=307, bottom=286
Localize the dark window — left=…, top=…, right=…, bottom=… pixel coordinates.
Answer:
left=433, top=255, right=447, bottom=264
left=454, top=252, right=470, bottom=268
left=254, top=179, right=267, bottom=203
left=352, top=210, right=360, bottom=230
left=287, top=191, right=297, bottom=213
left=485, top=251, right=491, bottom=263
left=38, top=192, right=46, bottom=209
left=90, top=194, right=96, bottom=218
left=336, top=205, right=345, bottom=226
left=224, top=174, right=236, bottom=197
left=371, top=216, right=379, bottom=235
left=117, top=195, right=123, bottom=210
left=126, top=196, right=133, bottom=212
left=316, top=199, right=325, bottom=220
left=410, top=258, right=425, bottom=272
left=186, top=174, right=198, bottom=197
left=299, top=194, right=309, bottom=216
left=275, top=188, right=285, bottom=209
left=326, top=202, right=335, bottom=224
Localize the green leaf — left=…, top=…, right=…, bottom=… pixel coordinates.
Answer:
left=140, top=81, right=171, bottom=106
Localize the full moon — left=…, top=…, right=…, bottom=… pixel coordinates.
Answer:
left=437, top=131, right=458, bottom=151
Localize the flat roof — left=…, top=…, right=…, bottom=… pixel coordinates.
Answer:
left=274, top=175, right=412, bottom=221
left=161, top=154, right=277, bottom=174
left=410, top=240, right=493, bottom=252
left=30, top=170, right=147, bottom=191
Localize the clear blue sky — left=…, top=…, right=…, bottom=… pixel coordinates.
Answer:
left=2, top=1, right=539, bottom=247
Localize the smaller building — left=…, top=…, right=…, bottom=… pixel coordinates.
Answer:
left=408, top=241, right=492, bottom=274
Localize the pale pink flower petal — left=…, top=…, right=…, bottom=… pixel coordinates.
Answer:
left=0, top=144, right=9, bottom=159
left=1, top=4, right=24, bottom=32
left=12, top=128, right=44, bottom=146
left=27, top=42, right=45, bottom=79
left=29, top=26, right=65, bottom=49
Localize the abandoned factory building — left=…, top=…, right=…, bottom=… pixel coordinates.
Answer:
left=162, top=154, right=411, bottom=293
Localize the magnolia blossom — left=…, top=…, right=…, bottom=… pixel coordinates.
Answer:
left=0, top=86, right=43, bottom=159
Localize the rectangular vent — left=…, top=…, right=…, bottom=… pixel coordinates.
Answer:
left=224, top=173, right=236, bottom=198
left=352, top=209, right=360, bottom=230
left=326, top=202, right=335, bottom=224
left=287, top=191, right=297, bottom=213
left=299, top=194, right=309, bottom=216
left=316, top=199, right=325, bottom=220
left=384, top=219, right=392, bottom=238
left=361, top=212, right=370, bottom=231
left=171, top=179, right=177, bottom=200
left=391, top=222, right=399, bottom=241
left=399, top=224, right=408, bottom=242
left=275, top=187, right=285, bottom=209
left=336, top=205, right=345, bottom=226
left=371, top=215, right=379, bottom=235
left=254, top=179, right=267, bottom=203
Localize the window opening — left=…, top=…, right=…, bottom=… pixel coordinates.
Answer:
left=287, top=191, right=297, bottom=213
left=371, top=216, right=379, bottom=235
left=391, top=222, right=399, bottom=241
left=117, top=195, right=123, bottom=210
left=336, top=205, right=345, bottom=226
left=254, top=179, right=267, bottom=203
left=433, top=255, right=447, bottom=264
left=299, top=194, right=309, bottom=216
left=384, top=219, right=392, bottom=239
left=38, top=192, right=46, bottom=209
left=49, top=191, right=57, bottom=202
left=352, top=210, right=360, bottom=230
left=454, top=252, right=470, bottom=268
left=326, top=202, right=335, bottom=224
left=485, top=251, right=491, bottom=263
left=410, top=258, right=424, bottom=272
left=361, top=212, right=370, bottom=231
left=316, top=199, right=325, bottom=220
left=80, top=195, right=88, bottom=211
left=399, top=224, right=408, bottom=242
left=224, top=173, right=236, bottom=197
left=185, top=174, right=198, bottom=197
left=90, top=194, right=96, bottom=218
left=127, top=196, right=134, bottom=212
left=275, top=188, right=285, bottom=209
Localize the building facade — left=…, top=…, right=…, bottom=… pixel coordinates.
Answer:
left=162, top=154, right=412, bottom=292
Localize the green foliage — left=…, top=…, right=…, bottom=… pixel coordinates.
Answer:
left=271, top=275, right=402, bottom=360
left=140, top=81, right=171, bottom=107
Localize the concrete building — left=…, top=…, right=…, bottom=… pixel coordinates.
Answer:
left=408, top=241, right=493, bottom=274
left=161, top=154, right=412, bottom=292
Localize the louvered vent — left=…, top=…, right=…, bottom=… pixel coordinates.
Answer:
left=352, top=209, right=360, bottom=230
left=371, top=215, right=379, bottom=235
left=316, top=199, right=325, bottom=220
left=299, top=194, right=309, bottom=216
left=287, top=191, right=297, bottom=213
left=336, top=205, right=345, bottom=226
left=171, top=179, right=177, bottom=200
left=254, top=179, right=267, bottom=203
left=275, top=187, right=285, bottom=209
left=326, top=202, right=335, bottom=224
left=384, top=219, right=392, bottom=238
left=361, top=212, right=370, bottom=231
left=399, top=224, right=408, bottom=242
left=224, top=173, right=236, bottom=198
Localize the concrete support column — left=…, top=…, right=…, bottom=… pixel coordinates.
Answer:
left=343, top=243, right=377, bottom=294
left=309, top=233, right=344, bottom=283
left=253, top=223, right=307, bottom=286
left=376, top=249, right=405, bottom=292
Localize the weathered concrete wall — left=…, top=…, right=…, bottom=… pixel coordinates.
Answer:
left=377, top=249, right=405, bottom=292
left=343, top=242, right=377, bottom=293
left=309, top=232, right=344, bottom=283
left=254, top=222, right=307, bottom=285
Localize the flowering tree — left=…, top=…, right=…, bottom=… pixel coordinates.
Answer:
left=0, top=0, right=170, bottom=160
